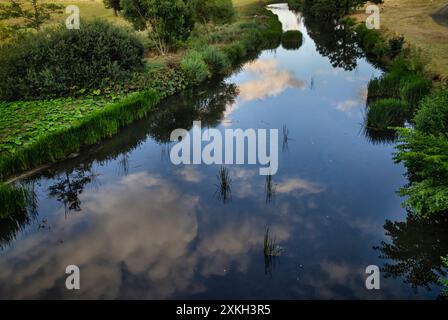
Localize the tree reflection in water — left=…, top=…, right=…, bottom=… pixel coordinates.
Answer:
left=48, top=164, right=98, bottom=214
left=305, top=18, right=364, bottom=71
left=375, top=212, right=448, bottom=293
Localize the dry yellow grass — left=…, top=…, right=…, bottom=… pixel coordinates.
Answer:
left=352, top=0, right=448, bottom=79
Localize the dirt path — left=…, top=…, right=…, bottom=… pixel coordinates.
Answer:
left=352, top=0, right=448, bottom=80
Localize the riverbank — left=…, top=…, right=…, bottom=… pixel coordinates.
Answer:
left=0, top=1, right=282, bottom=184
left=350, top=0, right=448, bottom=82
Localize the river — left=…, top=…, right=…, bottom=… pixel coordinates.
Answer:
left=0, top=4, right=445, bottom=299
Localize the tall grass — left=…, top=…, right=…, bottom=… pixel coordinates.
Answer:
left=281, top=30, right=303, bottom=50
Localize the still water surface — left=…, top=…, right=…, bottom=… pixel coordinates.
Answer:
left=0, top=4, right=446, bottom=299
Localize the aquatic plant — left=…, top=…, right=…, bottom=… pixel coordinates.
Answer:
left=215, top=166, right=232, bottom=203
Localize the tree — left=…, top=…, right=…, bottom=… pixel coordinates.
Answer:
left=120, top=0, right=194, bottom=55
left=0, top=0, right=63, bottom=31
left=190, top=0, right=235, bottom=26
left=103, top=0, right=122, bottom=17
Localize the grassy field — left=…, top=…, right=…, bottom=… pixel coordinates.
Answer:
left=352, top=0, right=448, bottom=80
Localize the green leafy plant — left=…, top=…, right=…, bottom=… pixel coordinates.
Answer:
left=180, top=50, right=210, bottom=85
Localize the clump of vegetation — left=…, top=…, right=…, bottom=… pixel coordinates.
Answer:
left=366, top=98, right=409, bottom=131
left=387, top=36, right=405, bottom=59
left=190, top=0, right=235, bottom=26
left=367, top=58, right=429, bottom=109
left=414, top=90, right=448, bottom=136
left=0, top=19, right=144, bottom=101
left=180, top=50, right=211, bottom=85
left=400, top=76, right=431, bottom=111
left=0, top=183, right=36, bottom=219
left=281, top=30, right=303, bottom=50
left=394, top=129, right=448, bottom=218
left=0, top=0, right=64, bottom=31
left=264, top=226, right=282, bottom=257
left=215, top=166, right=232, bottom=203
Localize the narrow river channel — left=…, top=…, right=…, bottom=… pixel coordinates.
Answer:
left=0, top=4, right=444, bottom=299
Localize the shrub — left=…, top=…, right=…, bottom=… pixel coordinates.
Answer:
left=387, top=36, right=405, bottom=59
left=366, top=98, right=409, bottom=131
left=0, top=19, right=144, bottom=101
left=222, top=42, right=247, bottom=64
left=414, top=90, right=448, bottom=136
left=180, top=50, right=210, bottom=85
left=200, top=45, right=230, bottom=75
left=281, top=30, right=303, bottom=50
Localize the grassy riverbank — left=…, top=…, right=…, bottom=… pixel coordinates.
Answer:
left=351, top=0, right=448, bottom=82
left=0, top=0, right=283, bottom=217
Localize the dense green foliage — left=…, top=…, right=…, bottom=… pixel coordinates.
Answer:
left=0, top=89, right=162, bottom=180
left=0, top=0, right=284, bottom=189
left=103, top=0, right=122, bottom=16
left=0, top=19, right=144, bottom=101
left=303, top=0, right=369, bottom=21
left=190, top=0, right=235, bottom=25
left=0, top=183, right=34, bottom=219
left=281, top=30, right=303, bottom=50
left=414, top=90, right=448, bottom=136
left=394, top=129, right=448, bottom=218
left=200, top=45, right=231, bottom=75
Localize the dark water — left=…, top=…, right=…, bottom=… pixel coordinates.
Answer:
left=1, top=4, right=447, bottom=299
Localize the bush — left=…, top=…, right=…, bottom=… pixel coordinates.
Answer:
left=414, top=90, right=448, bottom=136
left=0, top=19, right=144, bottom=101
left=395, top=129, right=448, bottom=217
left=281, top=30, right=303, bottom=50
left=180, top=50, right=210, bottom=85
left=387, top=36, right=405, bottom=59
left=400, top=76, right=431, bottom=111
left=200, top=45, right=230, bottom=75
left=366, top=98, right=409, bottom=131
